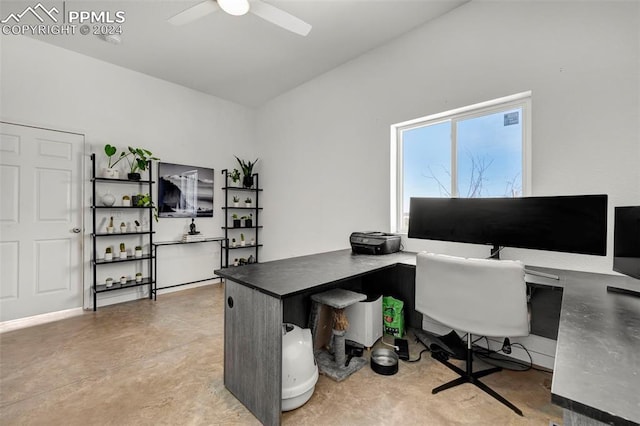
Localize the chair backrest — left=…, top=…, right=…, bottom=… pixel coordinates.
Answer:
left=415, top=252, right=529, bottom=337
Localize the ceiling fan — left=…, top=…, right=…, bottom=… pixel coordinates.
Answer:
left=168, top=0, right=312, bottom=36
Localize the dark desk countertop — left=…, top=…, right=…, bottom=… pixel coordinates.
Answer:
left=215, top=249, right=415, bottom=298
left=550, top=269, right=640, bottom=425
left=216, top=249, right=640, bottom=424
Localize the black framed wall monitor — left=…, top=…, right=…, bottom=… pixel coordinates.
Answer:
left=407, top=195, right=608, bottom=257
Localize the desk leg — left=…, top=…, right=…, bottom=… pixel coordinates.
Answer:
left=224, top=280, right=282, bottom=426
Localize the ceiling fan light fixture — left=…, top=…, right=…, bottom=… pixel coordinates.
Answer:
left=218, top=0, right=250, bottom=16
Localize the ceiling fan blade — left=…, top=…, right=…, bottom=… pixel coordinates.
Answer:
left=249, top=0, right=312, bottom=36
left=168, top=1, right=220, bottom=26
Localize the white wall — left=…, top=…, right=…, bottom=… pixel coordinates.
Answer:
left=257, top=0, right=640, bottom=274
left=1, top=35, right=256, bottom=309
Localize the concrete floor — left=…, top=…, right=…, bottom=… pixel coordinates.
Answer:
left=0, top=283, right=562, bottom=425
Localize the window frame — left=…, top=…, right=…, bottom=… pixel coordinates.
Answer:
left=390, top=92, right=532, bottom=233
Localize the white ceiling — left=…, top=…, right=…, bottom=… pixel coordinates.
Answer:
left=19, top=0, right=468, bottom=107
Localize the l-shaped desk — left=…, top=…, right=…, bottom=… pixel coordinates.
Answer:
left=215, top=249, right=640, bottom=426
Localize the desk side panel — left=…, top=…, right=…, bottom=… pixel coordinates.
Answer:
left=224, top=279, right=282, bottom=426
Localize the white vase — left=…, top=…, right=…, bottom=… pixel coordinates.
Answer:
left=120, top=251, right=127, bottom=259
left=240, top=241, right=246, bottom=247
left=102, top=193, right=115, bottom=207
left=233, top=202, right=239, bottom=207
left=120, top=226, right=127, bottom=233
left=105, top=252, right=113, bottom=261
left=245, top=203, right=252, bottom=208
left=120, top=276, right=127, bottom=284
left=135, top=226, right=142, bottom=232
left=135, top=274, right=143, bottom=283
left=105, top=278, right=113, bottom=288
left=122, top=199, right=131, bottom=207
left=135, top=249, right=142, bottom=258
left=106, top=226, right=114, bottom=234
left=103, top=168, right=119, bottom=179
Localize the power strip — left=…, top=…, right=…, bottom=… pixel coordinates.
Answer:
left=394, top=338, right=409, bottom=360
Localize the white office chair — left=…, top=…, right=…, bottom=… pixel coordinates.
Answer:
left=415, top=252, right=529, bottom=416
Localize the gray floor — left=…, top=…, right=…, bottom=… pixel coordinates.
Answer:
left=0, top=283, right=562, bottom=425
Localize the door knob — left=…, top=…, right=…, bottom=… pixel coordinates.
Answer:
left=72, top=228, right=81, bottom=233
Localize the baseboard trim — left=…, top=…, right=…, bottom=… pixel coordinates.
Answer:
left=0, top=307, right=84, bottom=334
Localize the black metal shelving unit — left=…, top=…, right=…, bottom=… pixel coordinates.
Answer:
left=90, top=153, right=155, bottom=311
left=221, top=170, right=262, bottom=267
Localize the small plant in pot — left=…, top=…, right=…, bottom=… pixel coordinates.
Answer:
left=104, top=246, right=113, bottom=261
left=122, top=195, right=131, bottom=207
left=119, top=242, right=127, bottom=259
left=233, top=258, right=239, bottom=267
left=135, top=193, right=159, bottom=222
left=102, top=144, right=120, bottom=179
left=235, top=156, right=258, bottom=188
left=231, top=238, right=237, bottom=248
left=240, top=233, right=246, bottom=247
left=232, top=213, right=241, bottom=228
left=106, top=216, right=115, bottom=234
left=250, top=237, right=255, bottom=246
left=244, top=214, right=253, bottom=228
left=245, top=197, right=252, bottom=208
left=135, top=272, right=143, bottom=283
left=134, top=220, right=141, bottom=232
left=232, top=195, right=240, bottom=208
left=229, top=169, right=241, bottom=187
left=135, top=245, right=143, bottom=258
left=123, top=146, right=159, bottom=180
left=120, top=222, right=127, bottom=233
left=105, top=277, right=114, bottom=288
left=120, top=275, right=128, bottom=284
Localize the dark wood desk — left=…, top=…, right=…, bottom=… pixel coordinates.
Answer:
left=216, top=250, right=640, bottom=426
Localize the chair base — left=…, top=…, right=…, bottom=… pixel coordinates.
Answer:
left=431, top=348, right=523, bottom=416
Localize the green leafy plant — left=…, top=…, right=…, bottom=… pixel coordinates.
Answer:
left=232, top=196, right=240, bottom=203
left=245, top=197, right=252, bottom=204
left=124, top=147, right=159, bottom=174
left=120, top=222, right=126, bottom=227
left=235, top=156, right=258, bottom=178
left=229, top=169, right=241, bottom=183
left=105, top=247, right=112, bottom=254
left=135, top=245, right=142, bottom=251
left=232, top=213, right=238, bottom=219
left=240, top=233, right=245, bottom=241
left=119, top=243, right=125, bottom=252
left=135, top=193, right=158, bottom=222
left=104, top=144, right=119, bottom=168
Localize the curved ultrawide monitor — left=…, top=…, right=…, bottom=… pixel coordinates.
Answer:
left=408, top=195, right=608, bottom=256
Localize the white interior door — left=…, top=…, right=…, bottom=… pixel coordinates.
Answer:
left=0, top=122, right=84, bottom=322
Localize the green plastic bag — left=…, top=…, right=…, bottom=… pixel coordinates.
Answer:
left=383, top=296, right=404, bottom=338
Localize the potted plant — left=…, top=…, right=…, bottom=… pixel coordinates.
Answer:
left=229, top=169, right=241, bottom=186
left=120, top=275, right=127, bottom=284
left=245, top=197, right=252, bottom=208
left=232, top=195, right=240, bottom=208
left=233, top=258, right=239, bottom=267
left=235, top=156, right=259, bottom=188
left=250, top=237, right=255, bottom=246
left=105, top=277, right=114, bottom=288
left=244, top=214, right=253, bottom=228
left=119, top=242, right=127, bottom=259
left=123, top=146, right=159, bottom=180
left=106, top=217, right=115, bottom=234
left=102, top=144, right=120, bottom=178
left=134, top=220, right=141, bottom=232
left=231, top=238, right=237, bottom=248
left=122, top=195, right=131, bottom=207
left=135, top=245, right=143, bottom=258
left=232, top=213, right=241, bottom=228
left=135, top=193, right=159, bottom=222
left=240, top=233, right=246, bottom=247
left=135, top=272, right=143, bottom=283
left=104, top=247, right=113, bottom=261
left=120, top=222, right=127, bottom=233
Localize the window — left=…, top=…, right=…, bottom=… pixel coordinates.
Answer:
left=391, top=92, right=531, bottom=233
